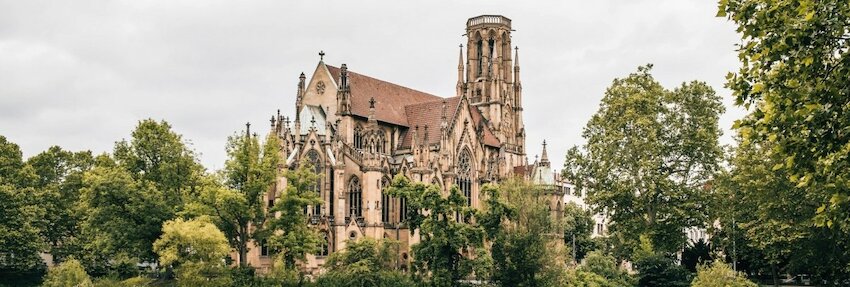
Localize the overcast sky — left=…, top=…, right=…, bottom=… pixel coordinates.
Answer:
left=0, top=0, right=743, bottom=171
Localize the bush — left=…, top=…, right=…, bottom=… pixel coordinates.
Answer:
left=634, top=253, right=690, bottom=287
left=42, top=259, right=93, bottom=287
left=175, top=262, right=232, bottom=287
left=579, top=251, right=633, bottom=286
left=691, top=261, right=758, bottom=287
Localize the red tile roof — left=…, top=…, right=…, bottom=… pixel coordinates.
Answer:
left=325, top=64, right=500, bottom=149
left=326, top=65, right=441, bottom=126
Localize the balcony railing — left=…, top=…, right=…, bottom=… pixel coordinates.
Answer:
left=467, top=15, right=511, bottom=28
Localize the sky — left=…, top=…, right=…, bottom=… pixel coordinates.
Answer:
left=0, top=0, right=744, bottom=171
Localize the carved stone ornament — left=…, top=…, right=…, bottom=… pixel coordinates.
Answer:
left=316, top=81, right=326, bottom=94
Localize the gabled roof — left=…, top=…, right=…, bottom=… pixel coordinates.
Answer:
left=400, top=96, right=500, bottom=148
left=326, top=65, right=441, bottom=126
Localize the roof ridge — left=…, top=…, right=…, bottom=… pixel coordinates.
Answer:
left=326, top=64, right=444, bottom=101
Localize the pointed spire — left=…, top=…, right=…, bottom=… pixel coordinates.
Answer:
left=514, top=46, right=520, bottom=67
left=367, top=97, right=377, bottom=126
left=245, top=122, right=251, bottom=138
left=540, top=140, right=550, bottom=167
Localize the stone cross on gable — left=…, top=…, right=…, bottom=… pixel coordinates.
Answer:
left=369, top=97, right=376, bottom=109
left=319, top=50, right=325, bottom=61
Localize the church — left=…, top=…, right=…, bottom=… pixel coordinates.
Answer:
left=246, top=15, right=552, bottom=273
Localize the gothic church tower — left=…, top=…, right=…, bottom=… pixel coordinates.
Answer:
left=460, top=15, right=526, bottom=169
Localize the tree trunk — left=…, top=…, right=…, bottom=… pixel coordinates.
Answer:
left=239, top=228, right=248, bottom=267
left=771, top=262, right=779, bottom=287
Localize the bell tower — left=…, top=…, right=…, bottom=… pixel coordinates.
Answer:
left=462, top=15, right=525, bottom=163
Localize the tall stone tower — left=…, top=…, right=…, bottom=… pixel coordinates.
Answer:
left=460, top=15, right=526, bottom=169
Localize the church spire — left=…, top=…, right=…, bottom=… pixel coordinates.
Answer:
left=457, top=44, right=465, bottom=96
left=513, top=46, right=521, bottom=85
left=540, top=140, right=550, bottom=168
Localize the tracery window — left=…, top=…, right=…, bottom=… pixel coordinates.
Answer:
left=348, top=176, right=362, bottom=218
left=354, top=126, right=364, bottom=149
left=381, top=177, right=392, bottom=224
left=307, top=150, right=323, bottom=215
left=319, top=232, right=330, bottom=256
left=456, top=149, right=473, bottom=207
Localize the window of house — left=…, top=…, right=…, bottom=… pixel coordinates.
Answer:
left=381, top=177, right=392, bottom=224
left=319, top=232, right=329, bottom=256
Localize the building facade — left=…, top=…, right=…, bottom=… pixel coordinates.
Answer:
left=246, top=15, right=531, bottom=273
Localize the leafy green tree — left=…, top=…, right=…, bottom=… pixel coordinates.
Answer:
left=563, top=202, right=596, bottom=262
left=78, top=163, right=171, bottom=269
left=113, top=119, right=203, bottom=209
left=479, top=180, right=567, bottom=287
left=42, top=258, right=93, bottom=287
left=718, top=0, right=850, bottom=234
left=316, top=238, right=414, bottom=287
left=154, top=217, right=230, bottom=267
left=681, top=239, right=711, bottom=272
left=193, top=131, right=280, bottom=267
left=0, top=136, right=46, bottom=285
left=578, top=251, right=633, bottom=286
left=632, top=236, right=690, bottom=287
left=153, top=217, right=231, bottom=286
left=27, top=146, right=94, bottom=262
left=691, top=261, right=758, bottom=287
left=386, top=175, right=485, bottom=286
left=264, top=158, right=322, bottom=270
left=564, top=65, right=724, bottom=257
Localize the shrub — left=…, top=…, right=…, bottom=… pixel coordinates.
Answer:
left=175, top=262, right=232, bottom=287
left=691, top=261, right=758, bottom=287
left=634, top=253, right=690, bottom=287
left=42, top=259, right=93, bottom=287
left=579, top=251, right=633, bottom=286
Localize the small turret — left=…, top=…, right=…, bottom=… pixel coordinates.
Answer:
left=539, top=140, right=550, bottom=168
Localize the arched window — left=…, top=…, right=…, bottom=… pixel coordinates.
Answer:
left=476, top=38, right=483, bottom=76
left=354, top=126, right=364, bottom=149
left=381, top=177, right=392, bottom=224
left=319, top=232, right=330, bottom=256
left=348, top=176, right=362, bottom=218
left=307, top=150, right=323, bottom=216
left=456, top=148, right=473, bottom=207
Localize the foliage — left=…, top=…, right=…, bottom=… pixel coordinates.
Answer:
left=629, top=236, right=690, bottom=287
left=78, top=163, right=170, bottom=270
left=26, top=146, right=94, bottom=262
left=681, top=239, right=711, bottom=272
left=578, top=251, right=632, bottom=286
left=264, top=157, right=322, bottom=269
left=316, top=238, right=414, bottom=287
left=563, top=202, right=597, bottom=262
left=564, top=65, right=724, bottom=258
left=174, top=261, right=232, bottom=287
left=718, top=0, right=850, bottom=234
left=113, top=119, right=203, bottom=209
left=386, top=174, right=485, bottom=286
left=205, top=131, right=280, bottom=267
left=153, top=217, right=230, bottom=267
left=691, top=261, right=758, bottom=287
left=0, top=136, right=47, bottom=285
left=42, top=258, right=93, bottom=287
left=479, top=180, right=568, bottom=287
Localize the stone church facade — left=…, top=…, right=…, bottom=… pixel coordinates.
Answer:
left=246, top=15, right=538, bottom=273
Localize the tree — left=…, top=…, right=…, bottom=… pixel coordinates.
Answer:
left=153, top=217, right=231, bottom=286
left=691, top=261, right=758, bottom=287
left=42, top=259, right=93, bottom=287
left=0, top=136, right=46, bottom=285
left=78, top=163, right=171, bottom=269
left=633, top=236, right=690, bottom=287
left=386, top=175, right=485, bottom=286
left=718, top=0, right=850, bottom=234
left=264, top=158, right=322, bottom=270
left=27, top=146, right=94, bottom=262
left=113, top=119, right=203, bottom=209
left=563, top=202, right=597, bottom=262
left=193, top=130, right=280, bottom=267
left=578, top=251, right=634, bottom=287
left=479, top=180, right=568, bottom=287
left=564, top=65, right=724, bottom=257
left=681, top=239, right=711, bottom=272
left=316, top=238, right=414, bottom=287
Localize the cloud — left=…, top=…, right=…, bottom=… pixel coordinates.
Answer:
left=0, top=0, right=743, bottom=171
